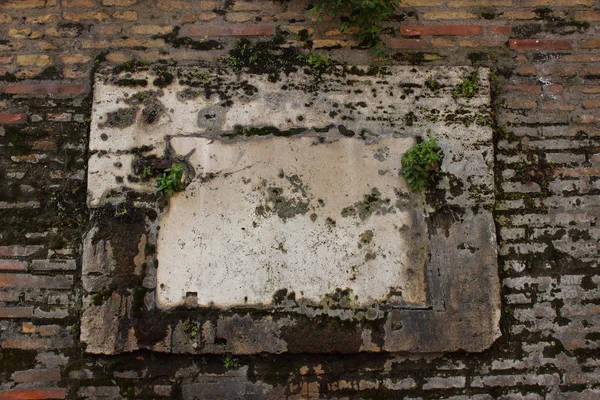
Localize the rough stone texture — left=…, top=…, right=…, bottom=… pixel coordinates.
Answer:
left=81, top=67, right=499, bottom=355
left=0, top=0, right=599, bottom=398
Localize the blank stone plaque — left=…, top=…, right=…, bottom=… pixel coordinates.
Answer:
left=81, top=66, right=501, bottom=355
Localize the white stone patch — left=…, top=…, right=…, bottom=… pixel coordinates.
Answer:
left=156, top=136, right=429, bottom=308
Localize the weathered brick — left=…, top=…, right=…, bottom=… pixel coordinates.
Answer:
left=81, top=38, right=164, bottom=48
left=61, top=54, right=91, bottom=64
left=555, top=167, right=600, bottom=178
left=509, top=39, right=572, bottom=50
left=11, top=154, right=47, bottom=163
left=112, top=10, right=137, bottom=20
left=522, top=0, right=593, bottom=5
left=448, top=0, right=511, bottom=5
left=423, top=376, right=466, bottom=390
left=0, top=113, right=27, bottom=124
left=187, top=24, right=274, bottom=37
left=31, top=259, right=77, bottom=271
left=0, top=245, right=43, bottom=256
left=575, top=11, right=600, bottom=21
left=401, top=25, right=484, bottom=36
left=38, top=324, right=62, bottom=336
left=63, top=0, right=96, bottom=7
left=226, top=12, right=259, bottom=23
left=131, top=25, right=173, bottom=35
left=0, top=260, right=27, bottom=271
left=0, top=388, right=66, bottom=399
left=515, top=66, right=536, bottom=76
left=1, top=338, right=51, bottom=350
left=580, top=68, right=600, bottom=79
left=583, top=99, right=600, bottom=109
left=579, top=38, right=600, bottom=49
left=399, top=0, right=443, bottom=5
left=27, top=14, right=57, bottom=23
left=0, top=0, right=57, bottom=8
left=13, top=368, right=61, bottom=382
left=421, top=11, right=478, bottom=20
left=504, top=84, right=541, bottom=93
left=561, top=54, right=600, bottom=63
left=16, top=54, right=52, bottom=66
left=0, top=307, right=33, bottom=318
left=0, top=274, right=72, bottom=289
left=506, top=97, right=537, bottom=109
left=157, top=0, right=190, bottom=10
left=63, top=11, right=109, bottom=21
left=313, top=39, right=358, bottom=48
left=0, top=13, right=11, bottom=23
left=103, top=0, right=137, bottom=5
left=574, top=113, right=600, bottom=124
left=4, top=83, right=87, bottom=95
left=488, top=25, right=511, bottom=35
left=389, top=38, right=429, bottom=49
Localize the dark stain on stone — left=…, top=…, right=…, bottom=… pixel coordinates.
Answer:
left=101, top=107, right=137, bottom=129
left=280, top=316, right=362, bottom=353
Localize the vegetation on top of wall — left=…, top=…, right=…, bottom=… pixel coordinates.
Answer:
left=311, top=0, right=400, bottom=56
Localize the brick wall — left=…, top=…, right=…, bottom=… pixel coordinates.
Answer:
left=1, top=0, right=600, bottom=398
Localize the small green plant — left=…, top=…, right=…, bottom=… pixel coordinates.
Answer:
left=401, top=137, right=443, bottom=192
left=132, top=91, right=147, bottom=101
left=142, top=166, right=153, bottom=178
left=306, top=52, right=331, bottom=69
left=156, top=164, right=184, bottom=196
left=222, top=354, right=241, bottom=369
left=178, top=319, right=199, bottom=344
left=452, top=72, right=479, bottom=99
left=311, top=0, right=399, bottom=54
left=298, top=52, right=332, bottom=71
left=489, top=69, right=499, bottom=83
left=425, top=76, right=441, bottom=91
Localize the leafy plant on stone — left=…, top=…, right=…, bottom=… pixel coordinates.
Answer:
left=156, top=164, right=184, bottom=196
left=222, top=354, right=241, bottom=369
left=452, top=72, right=479, bottom=99
left=401, top=137, right=443, bottom=192
left=311, top=0, right=399, bottom=55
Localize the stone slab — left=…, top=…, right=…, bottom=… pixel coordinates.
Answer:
left=157, top=136, right=429, bottom=308
left=81, top=65, right=500, bottom=355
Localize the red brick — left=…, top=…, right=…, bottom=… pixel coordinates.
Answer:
left=487, top=25, right=511, bottom=35
left=0, top=274, right=72, bottom=289
left=0, top=307, right=33, bottom=318
left=13, top=368, right=61, bottom=383
left=581, top=68, right=600, bottom=79
left=0, top=113, right=27, bottom=124
left=401, top=25, right=484, bottom=36
left=1, top=338, right=51, bottom=350
left=63, top=0, right=96, bottom=6
left=504, top=84, right=541, bottom=93
left=0, top=260, right=28, bottom=271
left=544, top=84, right=563, bottom=95
left=583, top=99, right=600, bottom=109
left=515, top=66, right=536, bottom=76
left=187, top=24, right=273, bottom=37
left=509, top=39, right=572, bottom=50
left=0, top=245, right=43, bottom=257
left=505, top=97, right=537, bottom=109
left=4, top=82, right=87, bottom=95
left=555, top=167, right=600, bottom=178
left=0, top=388, right=65, bottom=399
left=389, top=38, right=429, bottom=49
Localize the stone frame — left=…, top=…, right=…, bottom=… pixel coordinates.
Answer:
left=81, top=65, right=500, bottom=354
